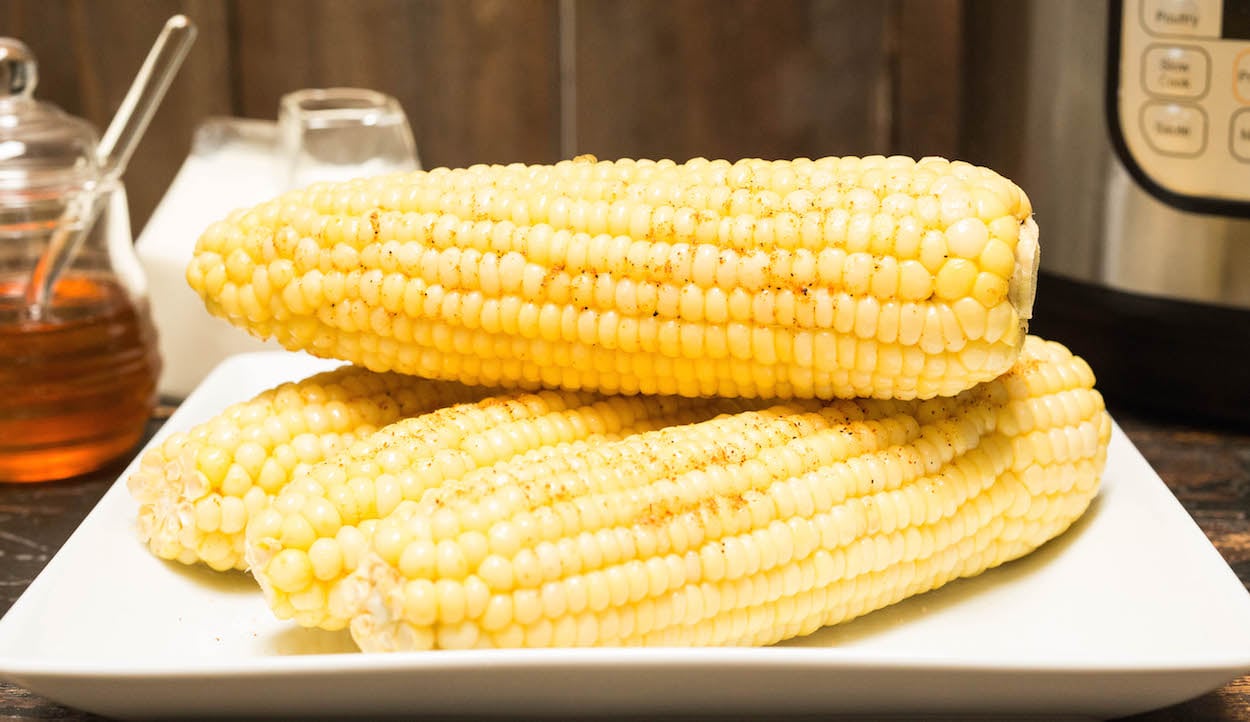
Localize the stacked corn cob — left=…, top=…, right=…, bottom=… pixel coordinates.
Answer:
left=187, top=155, right=1038, bottom=400
left=132, top=154, right=1109, bottom=652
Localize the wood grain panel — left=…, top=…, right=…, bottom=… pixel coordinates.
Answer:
left=571, top=0, right=892, bottom=162
left=0, top=0, right=971, bottom=228
left=893, top=0, right=964, bottom=159
left=231, top=0, right=561, bottom=169
left=0, top=0, right=233, bottom=233
left=957, top=0, right=1031, bottom=170
left=0, top=1, right=86, bottom=119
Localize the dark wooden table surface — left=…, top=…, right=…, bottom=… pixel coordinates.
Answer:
left=1, top=401, right=1247, bottom=721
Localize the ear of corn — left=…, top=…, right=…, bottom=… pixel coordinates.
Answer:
left=187, top=155, right=1038, bottom=401
left=126, top=366, right=492, bottom=571
left=245, top=390, right=761, bottom=629
left=245, top=336, right=1109, bottom=650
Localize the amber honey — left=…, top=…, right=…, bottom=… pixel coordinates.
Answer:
left=0, top=273, right=160, bottom=482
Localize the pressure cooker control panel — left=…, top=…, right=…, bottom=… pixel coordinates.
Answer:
left=1113, top=0, right=1250, bottom=214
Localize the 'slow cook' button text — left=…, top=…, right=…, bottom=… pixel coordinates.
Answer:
left=1143, top=45, right=1209, bottom=98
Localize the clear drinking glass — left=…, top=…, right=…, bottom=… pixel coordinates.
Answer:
left=277, top=88, right=419, bottom=190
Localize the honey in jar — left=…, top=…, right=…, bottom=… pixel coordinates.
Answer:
left=0, top=274, right=159, bottom=481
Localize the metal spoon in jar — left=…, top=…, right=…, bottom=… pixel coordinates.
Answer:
left=24, top=14, right=196, bottom=320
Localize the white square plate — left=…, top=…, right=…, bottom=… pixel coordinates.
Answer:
left=1, top=353, right=1248, bottom=719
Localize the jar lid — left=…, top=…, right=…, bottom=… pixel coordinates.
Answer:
left=0, top=38, right=100, bottom=193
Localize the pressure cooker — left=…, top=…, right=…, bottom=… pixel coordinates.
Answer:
left=962, top=0, right=1250, bottom=426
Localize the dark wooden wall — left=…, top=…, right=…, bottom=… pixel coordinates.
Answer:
left=0, top=0, right=967, bottom=233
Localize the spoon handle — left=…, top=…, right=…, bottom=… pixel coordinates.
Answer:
left=99, top=15, right=197, bottom=177
left=24, top=15, right=196, bottom=318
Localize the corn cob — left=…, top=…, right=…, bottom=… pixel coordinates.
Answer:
left=127, top=366, right=491, bottom=571
left=246, top=335, right=1108, bottom=650
left=187, top=155, right=1038, bottom=401
left=246, top=390, right=761, bottom=629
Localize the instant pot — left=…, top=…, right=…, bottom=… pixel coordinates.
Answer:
left=962, top=0, right=1250, bottom=426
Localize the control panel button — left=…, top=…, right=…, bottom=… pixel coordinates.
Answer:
left=1140, top=102, right=1207, bottom=155
left=1141, top=0, right=1221, bottom=37
left=1143, top=45, right=1210, bottom=97
left=1235, top=49, right=1250, bottom=104
left=1231, top=109, right=1250, bottom=161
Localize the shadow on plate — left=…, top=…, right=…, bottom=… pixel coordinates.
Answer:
left=159, top=557, right=259, bottom=595
left=264, top=624, right=358, bottom=655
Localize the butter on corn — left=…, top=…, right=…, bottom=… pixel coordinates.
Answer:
left=246, top=336, right=1109, bottom=650
left=127, top=366, right=491, bottom=571
left=188, top=155, right=1039, bottom=401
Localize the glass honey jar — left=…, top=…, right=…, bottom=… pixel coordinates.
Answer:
left=0, top=39, right=160, bottom=482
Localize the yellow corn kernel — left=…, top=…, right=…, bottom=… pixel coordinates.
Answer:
left=248, top=335, right=1109, bottom=650
left=248, top=390, right=759, bottom=629
left=188, top=155, right=1039, bottom=401
left=127, top=366, right=491, bottom=571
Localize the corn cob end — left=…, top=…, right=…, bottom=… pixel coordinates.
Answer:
left=127, top=367, right=493, bottom=572
left=1011, top=215, right=1040, bottom=323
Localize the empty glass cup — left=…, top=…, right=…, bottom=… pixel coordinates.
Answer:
left=277, top=87, right=419, bottom=190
